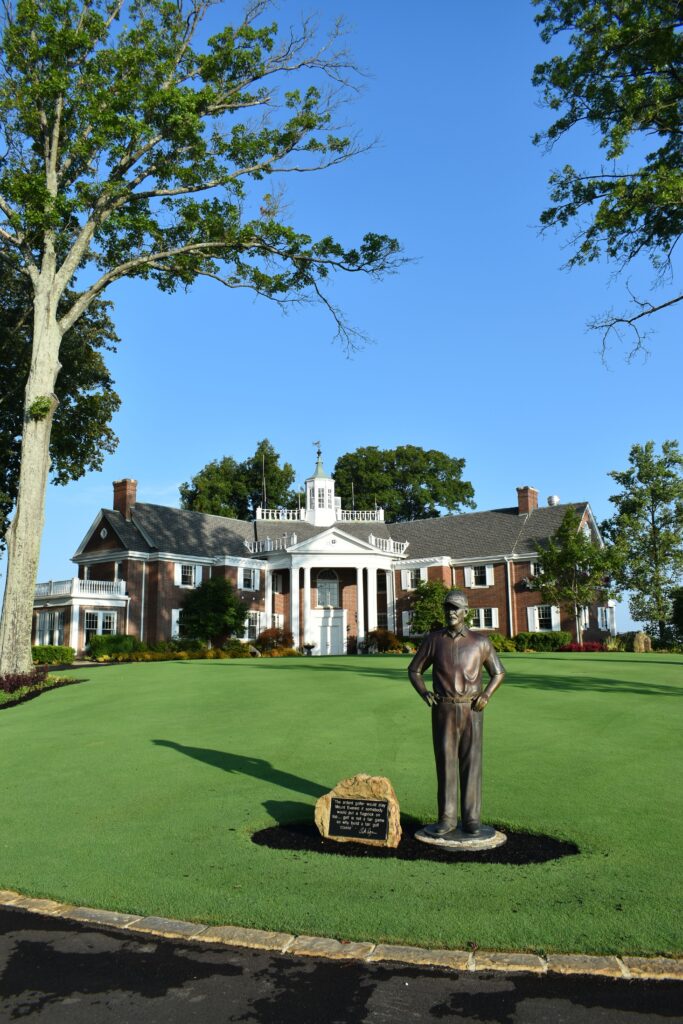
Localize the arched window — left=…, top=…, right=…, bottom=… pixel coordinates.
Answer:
left=317, top=570, right=339, bottom=608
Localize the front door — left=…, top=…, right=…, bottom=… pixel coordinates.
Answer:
left=311, top=608, right=345, bottom=655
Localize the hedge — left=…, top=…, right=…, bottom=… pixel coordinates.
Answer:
left=32, top=645, right=75, bottom=665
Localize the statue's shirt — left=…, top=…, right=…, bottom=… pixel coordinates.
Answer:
left=408, top=627, right=504, bottom=697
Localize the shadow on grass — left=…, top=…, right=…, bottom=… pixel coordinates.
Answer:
left=299, top=658, right=683, bottom=698
left=152, top=740, right=328, bottom=798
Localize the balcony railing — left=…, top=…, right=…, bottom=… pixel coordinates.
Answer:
left=337, top=509, right=385, bottom=522
left=255, top=507, right=306, bottom=521
left=368, top=534, right=409, bottom=556
left=35, top=578, right=127, bottom=599
left=244, top=534, right=297, bottom=554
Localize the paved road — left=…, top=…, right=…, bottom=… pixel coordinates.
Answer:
left=0, top=906, right=680, bottom=1023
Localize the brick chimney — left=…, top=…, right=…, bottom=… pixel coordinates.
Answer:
left=113, top=478, right=137, bottom=520
left=517, top=486, right=538, bottom=515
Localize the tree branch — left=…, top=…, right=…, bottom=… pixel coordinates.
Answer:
left=592, top=291, right=683, bottom=363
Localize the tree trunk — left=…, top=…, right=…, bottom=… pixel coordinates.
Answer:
left=0, top=286, right=62, bottom=677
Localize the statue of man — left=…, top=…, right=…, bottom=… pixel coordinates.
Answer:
left=408, top=589, right=505, bottom=839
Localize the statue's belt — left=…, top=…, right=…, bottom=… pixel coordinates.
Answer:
left=435, top=693, right=478, bottom=704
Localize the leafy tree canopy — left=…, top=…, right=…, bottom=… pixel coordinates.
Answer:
left=532, top=506, right=615, bottom=642
left=601, top=439, right=683, bottom=641
left=533, top=0, right=683, bottom=354
left=333, top=446, right=475, bottom=522
left=0, top=266, right=120, bottom=544
left=410, top=579, right=450, bottom=635
left=180, top=438, right=295, bottom=519
left=179, top=577, right=246, bottom=645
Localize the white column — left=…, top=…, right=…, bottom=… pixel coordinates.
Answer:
left=303, top=564, right=312, bottom=647
left=386, top=571, right=396, bottom=631
left=367, top=567, right=378, bottom=632
left=265, top=568, right=273, bottom=630
left=70, top=602, right=80, bottom=654
left=356, top=566, right=365, bottom=648
left=290, top=564, right=300, bottom=648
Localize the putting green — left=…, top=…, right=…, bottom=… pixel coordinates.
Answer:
left=0, top=653, right=681, bottom=955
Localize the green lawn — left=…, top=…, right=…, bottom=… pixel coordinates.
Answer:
left=1, top=653, right=681, bottom=956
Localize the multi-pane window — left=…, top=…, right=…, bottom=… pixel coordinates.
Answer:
left=246, top=611, right=259, bottom=641
left=84, top=610, right=117, bottom=645
left=377, top=573, right=387, bottom=593
left=538, top=605, right=553, bottom=631
left=327, top=488, right=333, bottom=509
left=181, top=564, right=194, bottom=587
left=309, top=487, right=314, bottom=508
left=317, top=570, right=339, bottom=607
left=598, top=607, right=610, bottom=631
left=473, top=565, right=488, bottom=587
left=377, top=612, right=388, bottom=629
left=470, top=608, right=497, bottom=629
left=35, top=610, right=64, bottom=646
left=409, top=569, right=422, bottom=589
left=241, top=568, right=256, bottom=590
left=317, top=488, right=325, bottom=508
left=272, top=573, right=283, bottom=594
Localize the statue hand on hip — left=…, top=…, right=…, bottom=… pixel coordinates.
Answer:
left=471, top=693, right=489, bottom=712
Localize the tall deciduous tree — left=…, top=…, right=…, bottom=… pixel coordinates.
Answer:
left=0, top=266, right=120, bottom=545
left=602, top=440, right=683, bottom=642
left=180, top=438, right=295, bottom=519
left=0, top=0, right=403, bottom=675
left=532, top=506, right=614, bottom=643
left=533, top=0, right=683, bottom=354
left=333, top=446, right=475, bottom=523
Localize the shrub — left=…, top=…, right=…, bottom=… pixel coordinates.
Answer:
left=559, top=641, right=605, bottom=652
left=88, top=634, right=145, bottom=659
left=513, top=631, right=572, bottom=652
left=255, top=627, right=294, bottom=652
left=488, top=632, right=515, bottom=653
left=32, top=644, right=75, bottom=665
left=366, top=629, right=402, bottom=653
left=604, top=635, right=626, bottom=652
left=221, top=638, right=252, bottom=658
left=1, top=665, right=49, bottom=694
left=264, top=648, right=301, bottom=657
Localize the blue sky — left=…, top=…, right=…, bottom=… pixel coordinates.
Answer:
left=10, top=1, right=682, bottom=630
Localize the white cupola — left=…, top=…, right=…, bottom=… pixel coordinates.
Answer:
left=304, top=447, right=338, bottom=526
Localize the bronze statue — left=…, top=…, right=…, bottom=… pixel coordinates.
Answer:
left=408, top=589, right=505, bottom=840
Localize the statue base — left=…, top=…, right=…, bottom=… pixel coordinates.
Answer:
left=414, top=824, right=507, bottom=851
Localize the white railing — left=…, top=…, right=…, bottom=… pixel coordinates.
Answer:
left=255, top=507, right=306, bottom=521
left=337, top=508, right=385, bottom=522
left=244, top=534, right=297, bottom=554
left=368, top=535, right=409, bottom=556
left=35, top=578, right=127, bottom=599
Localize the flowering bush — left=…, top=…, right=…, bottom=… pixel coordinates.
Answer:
left=559, top=642, right=605, bottom=652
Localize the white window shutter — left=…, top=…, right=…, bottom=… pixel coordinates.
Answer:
left=237, top=568, right=244, bottom=590
left=464, top=566, right=473, bottom=587
left=171, top=609, right=181, bottom=637
left=195, top=565, right=203, bottom=586
left=253, top=568, right=261, bottom=591
left=401, top=570, right=410, bottom=590
left=485, top=564, right=494, bottom=587
left=527, top=606, right=537, bottom=631
left=420, top=567, right=428, bottom=582
left=491, top=608, right=499, bottom=628
left=551, top=606, right=562, bottom=630
left=174, top=563, right=182, bottom=586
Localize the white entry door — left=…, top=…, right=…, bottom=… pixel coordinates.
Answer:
left=311, top=608, right=345, bottom=655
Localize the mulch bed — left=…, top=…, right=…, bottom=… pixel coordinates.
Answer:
left=252, top=820, right=579, bottom=865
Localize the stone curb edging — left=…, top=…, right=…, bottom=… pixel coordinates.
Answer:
left=2, top=889, right=682, bottom=982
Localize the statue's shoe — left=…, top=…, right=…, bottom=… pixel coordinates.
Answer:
left=462, top=821, right=482, bottom=836
left=424, top=819, right=458, bottom=837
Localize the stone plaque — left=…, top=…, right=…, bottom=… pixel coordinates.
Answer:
left=328, top=797, right=389, bottom=842
left=315, top=773, right=401, bottom=848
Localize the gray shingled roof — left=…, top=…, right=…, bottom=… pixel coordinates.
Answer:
left=129, top=504, right=255, bottom=557
left=90, top=499, right=589, bottom=562
left=385, top=503, right=588, bottom=560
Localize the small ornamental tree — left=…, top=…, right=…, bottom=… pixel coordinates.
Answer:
left=0, top=0, right=403, bottom=676
left=179, top=578, right=247, bottom=647
left=410, top=579, right=450, bottom=635
left=531, top=507, right=614, bottom=644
